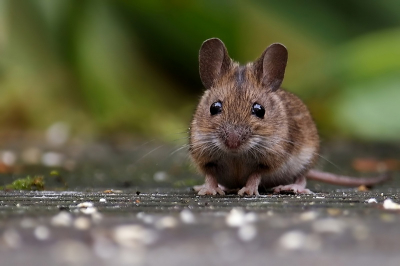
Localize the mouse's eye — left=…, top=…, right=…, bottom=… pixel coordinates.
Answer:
left=252, top=103, right=265, bottom=119
left=210, top=101, right=222, bottom=116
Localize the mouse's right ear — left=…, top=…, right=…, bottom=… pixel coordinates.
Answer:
left=199, top=38, right=232, bottom=89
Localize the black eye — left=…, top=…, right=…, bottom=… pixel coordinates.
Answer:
left=252, top=103, right=265, bottom=118
left=210, top=101, right=222, bottom=115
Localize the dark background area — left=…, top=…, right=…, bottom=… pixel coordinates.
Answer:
left=0, top=0, right=399, bottom=141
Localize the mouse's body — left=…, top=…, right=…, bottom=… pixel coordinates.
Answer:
left=189, top=38, right=388, bottom=196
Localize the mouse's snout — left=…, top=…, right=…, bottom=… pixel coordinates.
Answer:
left=219, top=124, right=251, bottom=151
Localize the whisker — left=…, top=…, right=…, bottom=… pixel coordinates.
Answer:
left=134, top=145, right=165, bottom=163
left=169, top=144, right=190, bottom=156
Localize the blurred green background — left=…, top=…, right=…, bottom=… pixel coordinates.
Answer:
left=1, top=0, right=400, bottom=142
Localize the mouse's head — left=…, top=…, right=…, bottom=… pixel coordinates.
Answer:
left=190, top=38, right=289, bottom=156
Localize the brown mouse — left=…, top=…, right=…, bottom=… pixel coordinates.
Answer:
left=189, top=38, right=389, bottom=196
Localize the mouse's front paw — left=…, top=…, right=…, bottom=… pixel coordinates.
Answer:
left=238, top=186, right=259, bottom=196
left=198, top=187, right=225, bottom=196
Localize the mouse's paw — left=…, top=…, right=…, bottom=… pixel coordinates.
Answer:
left=197, top=186, right=225, bottom=196
left=194, top=184, right=226, bottom=195
left=273, top=184, right=313, bottom=194
left=238, top=186, right=260, bottom=196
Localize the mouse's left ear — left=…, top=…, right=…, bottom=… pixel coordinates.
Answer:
left=254, top=43, right=288, bottom=92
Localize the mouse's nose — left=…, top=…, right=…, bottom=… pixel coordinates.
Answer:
left=220, top=125, right=251, bottom=150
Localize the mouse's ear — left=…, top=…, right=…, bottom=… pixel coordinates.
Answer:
left=254, top=43, right=288, bottom=92
left=199, top=38, right=232, bottom=89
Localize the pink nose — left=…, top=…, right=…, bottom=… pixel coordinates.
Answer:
left=225, top=131, right=241, bottom=150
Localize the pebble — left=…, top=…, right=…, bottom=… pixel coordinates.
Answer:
left=180, top=209, right=196, bottom=224
left=77, top=202, right=94, bottom=208
left=76, top=202, right=98, bottom=215
left=366, top=198, right=378, bottom=204
left=383, top=198, right=400, bottom=210
left=99, top=198, right=107, bottom=203
left=226, top=208, right=246, bottom=227
left=34, top=226, right=51, bottom=240
left=51, top=211, right=73, bottom=227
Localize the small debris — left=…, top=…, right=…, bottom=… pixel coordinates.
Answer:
left=357, top=185, right=369, bottom=192
left=278, top=230, right=307, bottom=250
left=238, top=224, right=257, bottom=242
left=155, top=216, right=178, bottom=229
left=326, top=208, right=341, bottom=216
left=34, top=226, right=50, bottom=240
left=366, top=198, right=378, bottom=204
left=180, top=209, right=196, bottom=224
left=76, top=202, right=98, bottom=215
left=77, top=202, right=93, bottom=208
left=103, top=189, right=123, bottom=194
left=113, top=225, right=158, bottom=247
left=226, top=208, right=246, bottom=227
left=51, top=211, right=72, bottom=227
left=300, top=211, right=318, bottom=221
left=74, top=217, right=91, bottom=230
left=383, top=199, right=400, bottom=210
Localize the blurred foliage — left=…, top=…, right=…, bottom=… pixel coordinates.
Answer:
left=0, top=175, right=45, bottom=191
left=0, top=0, right=399, bottom=141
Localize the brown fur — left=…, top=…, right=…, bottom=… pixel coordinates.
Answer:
left=190, top=39, right=319, bottom=192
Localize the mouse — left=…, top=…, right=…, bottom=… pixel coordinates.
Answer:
left=189, top=38, right=390, bottom=196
